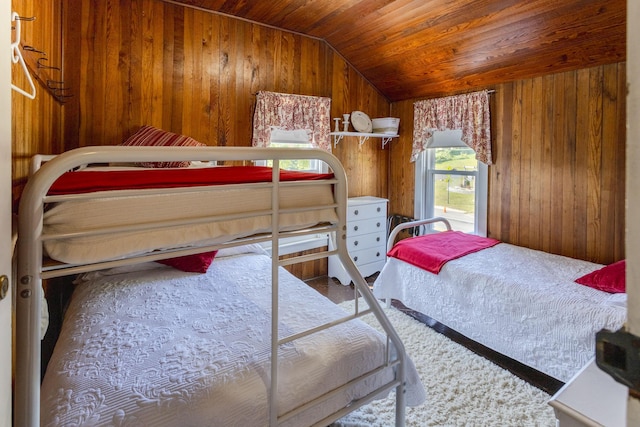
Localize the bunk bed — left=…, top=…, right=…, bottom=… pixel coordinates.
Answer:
left=15, top=145, right=425, bottom=427
left=374, top=217, right=627, bottom=384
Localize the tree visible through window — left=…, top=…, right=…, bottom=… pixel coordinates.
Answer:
left=266, top=141, right=319, bottom=173
left=432, top=147, right=478, bottom=232
left=259, top=128, right=325, bottom=173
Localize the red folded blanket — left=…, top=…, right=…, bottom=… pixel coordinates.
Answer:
left=387, top=230, right=500, bottom=274
left=47, top=166, right=335, bottom=195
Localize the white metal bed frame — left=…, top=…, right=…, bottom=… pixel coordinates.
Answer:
left=15, top=146, right=408, bottom=427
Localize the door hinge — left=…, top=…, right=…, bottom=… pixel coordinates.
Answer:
left=596, top=327, right=640, bottom=395
left=0, top=275, right=8, bottom=300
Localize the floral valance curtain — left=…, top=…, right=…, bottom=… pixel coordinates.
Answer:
left=252, top=91, right=332, bottom=151
left=412, top=90, right=492, bottom=164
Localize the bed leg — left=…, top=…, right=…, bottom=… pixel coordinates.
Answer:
left=395, top=365, right=406, bottom=426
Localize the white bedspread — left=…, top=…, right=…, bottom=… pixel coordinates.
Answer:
left=373, top=243, right=627, bottom=383
left=41, top=252, right=424, bottom=426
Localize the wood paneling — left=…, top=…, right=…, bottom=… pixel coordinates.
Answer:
left=389, top=63, right=626, bottom=264
left=10, top=0, right=65, bottom=211
left=61, top=0, right=389, bottom=200
left=11, top=0, right=390, bottom=209
left=330, top=54, right=390, bottom=198
left=175, top=0, right=626, bottom=102
left=11, top=0, right=625, bottom=266
left=281, top=247, right=328, bottom=280
left=62, top=0, right=338, bottom=148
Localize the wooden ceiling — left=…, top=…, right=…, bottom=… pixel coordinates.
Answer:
left=174, top=0, right=626, bottom=102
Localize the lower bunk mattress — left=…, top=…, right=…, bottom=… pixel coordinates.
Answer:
left=373, top=242, right=627, bottom=383
left=41, top=248, right=425, bottom=426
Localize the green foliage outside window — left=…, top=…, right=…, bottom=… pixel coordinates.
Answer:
left=434, top=148, right=477, bottom=214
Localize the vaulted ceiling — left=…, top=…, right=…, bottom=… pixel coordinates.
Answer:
left=174, top=0, right=626, bottom=102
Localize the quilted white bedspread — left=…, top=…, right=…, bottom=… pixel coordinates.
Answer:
left=373, top=243, right=627, bottom=383
left=41, top=252, right=425, bottom=426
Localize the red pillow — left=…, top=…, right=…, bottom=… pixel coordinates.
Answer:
left=158, top=251, right=218, bottom=273
left=575, top=260, right=626, bottom=293
left=121, top=125, right=205, bottom=168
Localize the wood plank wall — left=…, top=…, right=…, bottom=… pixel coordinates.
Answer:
left=11, top=0, right=390, bottom=210
left=389, top=63, right=626, bottom=265
left=11, top=0, right=625, bottom=266
left=60, top=0, right=390, bottom=200
left=10, top=0, right=65, bottom=211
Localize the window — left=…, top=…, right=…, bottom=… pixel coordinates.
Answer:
left=259, top=127, right=329, bottom=254
left=260, top=128, right=326, bottom=173
left=414, top=130, right=488, bottom=235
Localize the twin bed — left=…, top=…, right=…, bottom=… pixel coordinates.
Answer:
left=15, top=146, right=425, bottom=427
left=374, top=217, right=627, bottom=384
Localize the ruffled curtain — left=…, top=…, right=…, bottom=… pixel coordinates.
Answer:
left=252, top=91, right=332, bottom=151
left=412, top=90, right=492, bottom=164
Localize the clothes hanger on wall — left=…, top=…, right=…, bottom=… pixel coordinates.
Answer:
left=11, top=11, right=36, bottom=100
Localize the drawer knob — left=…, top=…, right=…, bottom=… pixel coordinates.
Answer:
left=376, top=222, right=381, bottom=227
left=354, top=209, right=359, bottom=215
left=376, top=252, right=380, bottom=257
left=354, top=256, right=358, bottom=262
left=354, top=240, right=359, bottom=246
left=354, top=225, right=359, bottom=231
left=377, top=207, right=381, bottom=212
left=376, top=237, right=380, bottom=242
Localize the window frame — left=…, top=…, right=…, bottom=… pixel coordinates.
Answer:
left=414, top=145, right=488, bottom=236
left=256, top=128, right=327, bottom=174
left=257, top=127, right=329, bottom=252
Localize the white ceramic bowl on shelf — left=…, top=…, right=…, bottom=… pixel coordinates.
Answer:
left=372, top=117, right=400, bottom=135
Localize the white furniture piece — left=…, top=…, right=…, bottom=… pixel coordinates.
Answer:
left=329, top=196, right=388, bottom=285
left=548, top=359, right=627, bottom=427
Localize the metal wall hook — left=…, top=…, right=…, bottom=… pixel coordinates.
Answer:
left=46, top=79, right=65, bottom=89
left=36, top=57, right=60, bottom=70
left=23, top=45, right=46, bottom=55
left=52, top=90, right=73, bottom=100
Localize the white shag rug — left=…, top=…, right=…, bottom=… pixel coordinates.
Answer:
left=333, top=300, right=557, bottom=427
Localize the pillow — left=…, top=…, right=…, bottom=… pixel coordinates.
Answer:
left=575, top=260, right=626, bottom=293
left=121, top=125, right=206, bottom=168
left=157, top=251, right=218, bottom=273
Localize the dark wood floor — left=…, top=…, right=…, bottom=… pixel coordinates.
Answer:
left=304, top=274, right=564, bottom=396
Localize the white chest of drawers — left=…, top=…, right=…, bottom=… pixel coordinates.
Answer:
left=548, top=359, right=627, bottom=427
left=329, top=196, right=388, bottom=285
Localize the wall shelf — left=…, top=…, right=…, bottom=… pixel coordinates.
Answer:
left=329, top=132, right=398, bottom=149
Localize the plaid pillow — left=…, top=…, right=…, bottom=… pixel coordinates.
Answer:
left=122, top=125, right=205, bottom=168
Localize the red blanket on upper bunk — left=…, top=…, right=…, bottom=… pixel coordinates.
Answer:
left=387, top=230, right=500, bottom=274
left=47, top=166, right=335, bottom=195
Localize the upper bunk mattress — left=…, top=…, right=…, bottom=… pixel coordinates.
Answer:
left=42, top=166, right=338, bottom=264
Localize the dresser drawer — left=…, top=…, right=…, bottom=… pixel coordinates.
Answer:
left=347, top=217, right=385, bottom=237
left=346, top=231, right=386, bottom=252
left=347, top=202, right=387, bottom=222
left=350, top=246, right=385, bottom=266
